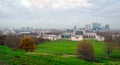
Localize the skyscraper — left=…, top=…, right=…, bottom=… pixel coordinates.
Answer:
left=85, top=24, right=91, bottom=31
left=92, top=23, right=101, bottom=31
left=102, top=24, right=110, bottom=31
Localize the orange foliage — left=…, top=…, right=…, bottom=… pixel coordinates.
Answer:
left=19, top=36, right=36, bottom=52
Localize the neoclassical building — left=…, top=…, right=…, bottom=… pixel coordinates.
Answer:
left=71, top=31, right=83, bottom=41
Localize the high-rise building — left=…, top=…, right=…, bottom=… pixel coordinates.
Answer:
left=102, top=24, right=110, bottom=31
left=92, top=23, right=101, bottom=31
left=73, top=25, right=77, bottom=31
left=85, top=24, right=91, bottom=31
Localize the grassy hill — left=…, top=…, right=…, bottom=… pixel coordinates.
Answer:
left=0, top=39, right=120, bottom=65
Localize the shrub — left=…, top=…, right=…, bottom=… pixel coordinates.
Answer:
left=77, top=40, right=96, bottom=61
left=19, top=36, right=36, bottom=52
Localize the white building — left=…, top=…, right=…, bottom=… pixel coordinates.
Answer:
left=95, top=35, right=105, bottom=41
left=71, top=31, right=83, bottom=41
left=71, top=35, right=83, bottom=41
left=43, top=35, right=61, bottom=41
left=83, top=31, right=97, bottom=38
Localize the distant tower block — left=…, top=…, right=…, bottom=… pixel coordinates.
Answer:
left=73, top=25, right=77, bottom=31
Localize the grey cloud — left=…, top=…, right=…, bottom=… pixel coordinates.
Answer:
left=0, top=0, right=120, bottom=29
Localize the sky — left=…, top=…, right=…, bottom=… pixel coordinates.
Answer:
left=0, top=0, right=120, bottom=29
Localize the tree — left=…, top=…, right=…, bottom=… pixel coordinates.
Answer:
left=104, top=33, right=113, bottom=42
left=33, top=37, right=49, bottom=45
left=104, top=33, right=114, bottom=58
left=19, top=36, right=36, bottom=52
left=77, top=40, right=96, bottom=61
left=4, top=34, right=20, bottom=50
left=113, top=34, right=120, bottom=47
left=0, top=31, right=5, bottom=45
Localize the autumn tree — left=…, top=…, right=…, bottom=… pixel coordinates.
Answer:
left=19, top=36, right=36, bottom=52
left=77, top=40, right=96, bottom=61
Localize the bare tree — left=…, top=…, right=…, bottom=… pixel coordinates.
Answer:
left=104, top=33, right=114, bottom=58
left=4, top=34, right=20, bottom=50
left=113, top=34, right=120, bottom=47
left=0, top=31, right=5, bottom=45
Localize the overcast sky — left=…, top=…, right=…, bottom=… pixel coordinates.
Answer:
left=0, top=0, right=120, bottom=29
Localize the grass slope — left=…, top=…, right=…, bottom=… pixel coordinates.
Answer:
left=0, top=39, right=120, bottom=65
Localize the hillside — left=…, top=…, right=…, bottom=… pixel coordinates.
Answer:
left=0, top=40, right=120, bottom=65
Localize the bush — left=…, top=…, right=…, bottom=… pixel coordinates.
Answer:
left=19, top=36, right=36, bottom=52
left=77, top=40, right=96, bottom=61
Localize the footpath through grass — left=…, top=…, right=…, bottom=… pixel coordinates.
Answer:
left=0, top=39, right=120, bottom=65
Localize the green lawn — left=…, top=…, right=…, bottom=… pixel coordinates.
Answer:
left=0, top=39, right=120, bottom=65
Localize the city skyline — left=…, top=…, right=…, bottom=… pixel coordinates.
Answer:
left=0, top=0, right=120, bottom=29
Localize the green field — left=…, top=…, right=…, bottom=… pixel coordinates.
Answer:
left=0, top=39, right=120, bottom=65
